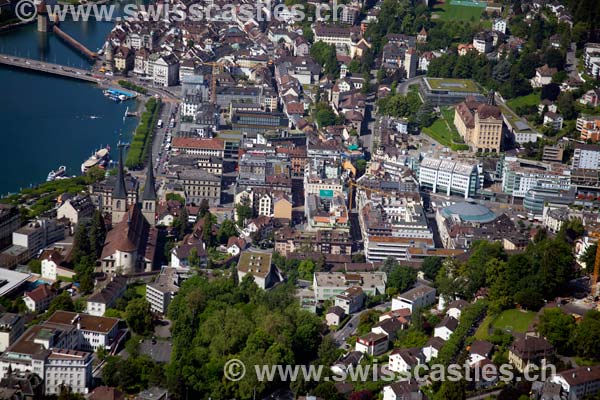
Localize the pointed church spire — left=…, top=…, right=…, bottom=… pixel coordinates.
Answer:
left=142, top=157, right=157, bottom=201
left=113, top=142, right=128, bottom=200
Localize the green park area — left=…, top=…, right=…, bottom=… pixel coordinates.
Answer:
left=475, top=309, right=537, bottom=340
left=506, top=92, right=541, bottom=111
left=422, top=107, right=470, bottom=151
left=432, top=1, right=485, bottom=22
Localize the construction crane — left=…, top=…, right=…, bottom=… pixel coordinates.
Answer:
left=202, top=61, right=225, bottom=105
left=589, top=230, right=600, bottom=300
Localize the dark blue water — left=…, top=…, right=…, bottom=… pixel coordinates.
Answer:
left=0, top=11, right=139, bottom=195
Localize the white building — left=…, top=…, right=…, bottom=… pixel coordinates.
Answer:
left=0, top=311, right=120, bottom=395
left=382, top=380, right=423, bottom=400
left=422, top=337, right=445, bottom=362
left=151, top=54, right=180, bottom=87
left=502, top=157, right=571, bottom=198
left=23, top=284, right=56, bottom=313
left=146, top=267, right=183, bottom=315
left=418, top=157, right=481, bottom=199
left=549, top=365, right=600, bottom=400
left=473, top=31, right=493, bottom=54
left=392, top=285, right=436, bottom=313
left=0, top=313, right=24, bottom=353
left=434, top=316, right=458, bottom=341
left=446, top=299, right=470, bottom=320
left=388, top=348, right=424, bottom=374
left=355, top=332, right=388, bottom=356
left=85, top=277, right=127, bottom=317
left=493, top=19, right=507, bottom=34
left=572, top=143, right=600, bottom=170
left=313, top=272, right=387, bottom=301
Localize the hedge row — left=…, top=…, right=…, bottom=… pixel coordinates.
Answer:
left=436, top=300, right=488, bottom=367
left=125, top=97, right=161, bottom=170
left=118, top=80, right=148, bottom=95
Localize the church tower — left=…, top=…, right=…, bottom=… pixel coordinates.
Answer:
left=111, top=144, right=128, bottom=224
left=141, top=158, right=157, bottom=226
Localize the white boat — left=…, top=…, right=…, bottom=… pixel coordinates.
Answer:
left=47, top=166, right=66, bottom=182
left=90, top=115, right=99, bottom=119
left=81, top=147, right=110, bottom=173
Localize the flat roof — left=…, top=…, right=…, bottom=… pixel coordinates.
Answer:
left=424, top=77, right=480, bottom=93
left=0, top=268, right=32, bottom=297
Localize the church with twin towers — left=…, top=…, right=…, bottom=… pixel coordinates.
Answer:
left=99, top=145, right=159, bottom=275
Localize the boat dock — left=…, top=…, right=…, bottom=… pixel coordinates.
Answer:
left=106, top=88, right=137, bottom=99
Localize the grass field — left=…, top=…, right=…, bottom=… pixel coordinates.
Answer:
left=506, top=92, right=541, bottom=112
left=475, top=309, right=537, bottom=340
left=432, top=1, right=484, bottom=22
left=422, top=107, right=470, bottom=151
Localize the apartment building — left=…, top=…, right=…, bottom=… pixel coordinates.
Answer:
left=576, top=115, right=600, bottom=142
left=177, top=169, right=222, bottom=206
left=0, top=204, right=20, bottom=250
left=313, top=272, right=387, bottom=301
left=12, top=218, right=65, bottom=259
left=572, top=143, right=600, bottom=170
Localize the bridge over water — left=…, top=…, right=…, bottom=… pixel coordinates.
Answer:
left=0, top=54, right=104, bottom=83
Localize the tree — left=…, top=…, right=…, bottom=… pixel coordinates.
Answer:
left=217, top=219, right=238, bottom=244
left=298, top=260, right=316, bottom=281
left=541, top=83, right=561, bottom=101
left=416, top=100, right=436, bottom=128
left=310, top=41, right=339, bottom=77
left=314, top=102, right=343, bottom=127
left=421, top=256, right=442, bottom=280
left=537, top=308, right=576, bottom=354
left=557, top=92, right=577, bottom=120
left=387, top=266, right=417, bottom=294
left=202, top=213, right=213, bottom=247
left=89, top=210, right=106, bottom=259
left=355, top=159, right=367, bottom=176
left=47, top=292, right=74, bottom=315
left=580, top=243, right=598, bottom=271
left=434, top=379, right=466, bottom=400
left=198, top=199, right=210, bottom=218
left=125, top=298, right=153, bottom=335
left=28, top=259, right=41, bottom=274
left=572, top=310, right=600, bottom=359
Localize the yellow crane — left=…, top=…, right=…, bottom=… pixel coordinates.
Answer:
left=202, top=61, right=226, bottom=105
left=590, top=230, right=600, bottom=299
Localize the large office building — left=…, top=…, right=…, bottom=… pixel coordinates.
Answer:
left=501, top=157, right=572, bottom=198
left=231, top=112, right=290, bottom=135
left=356, top=179, right=434, bottom=262
left=418, top=157, right=481, bottom=199
left=420, top=78, right=484, bottom=106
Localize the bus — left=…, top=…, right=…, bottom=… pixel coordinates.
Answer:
left=157, top=119, right=163, bottom=128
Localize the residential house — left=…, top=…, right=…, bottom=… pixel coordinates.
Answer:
left=508, top=335, right=554, bottom=373
left=56, top=195, right=95, bottom=225
left=355, top=332, right=388, bottom=356
left=331, top=351, right=363, bottom=376
left=468, top=340, right=494, bottom=367
left=40, top=249, right=74, bottom=281
left=388, top=348, right=424, bottom=374
left=371, top=318, right=403, bottom=341
left=85, top=276, right=127, bottom=317
left=23, top=284, right=56, bottom=313
left=579, top=89, right=600, bottom=107
left=392, top=285, right=436, bottom=313
left=237, top=251, right=280, bottom=290
left=382, top=380, right=423, bottom=400
left=473, top=31, right=493, bottom=54
left=446, top=299, right=470, bottom=320
left=422, top=337, right=445, bottom=362
left=326, top=306, right=345, bottom=326
left=544, top=112, right=564, bottom=131
left=531, top=65, right=557, bottom=88
left=334, top=286, right=365, bottom=314
left=434, top=316, right=459, bottom=341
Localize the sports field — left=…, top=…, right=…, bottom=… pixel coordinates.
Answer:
left=433, top=0, right=485, bottom=22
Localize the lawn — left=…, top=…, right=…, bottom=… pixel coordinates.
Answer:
left=475, top=309, right=536, bottom=340
left=506, top=92, right=541, bottom=112
left=421, top=107, right=470, bottom=151
left=432, top=1, right=484, bottom=22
